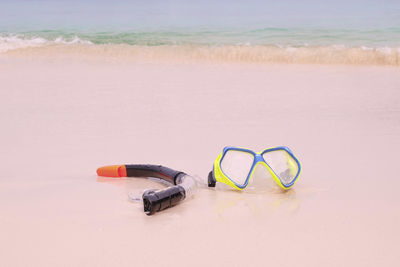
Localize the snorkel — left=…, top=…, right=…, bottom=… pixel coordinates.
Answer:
left=97, top=164, right=197, bottom=215
left=96, top=146, right=301, bottom=215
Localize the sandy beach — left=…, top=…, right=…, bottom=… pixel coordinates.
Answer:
left=0, top=51, right=399, bottom=266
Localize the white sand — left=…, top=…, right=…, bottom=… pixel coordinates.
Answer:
left=0, top=56, right=399, bottom=266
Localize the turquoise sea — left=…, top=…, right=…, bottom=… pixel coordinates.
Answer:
left=1, top=0, right=400, bottom=64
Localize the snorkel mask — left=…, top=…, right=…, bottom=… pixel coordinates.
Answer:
left=208, top=146, right=301, bottom=190
left=96, top=146, right=301, bottom=215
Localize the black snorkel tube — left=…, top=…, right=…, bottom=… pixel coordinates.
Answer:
left=97, top=164, right=197, bottom=215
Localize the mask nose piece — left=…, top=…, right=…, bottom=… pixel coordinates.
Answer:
left=246, top=163, right=279, bottom=193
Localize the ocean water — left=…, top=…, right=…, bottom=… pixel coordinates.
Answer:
left=1, top=0, right=400, bottom=64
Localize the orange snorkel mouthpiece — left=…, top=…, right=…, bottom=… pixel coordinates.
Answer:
left=96, top=165, right=127, bottom=177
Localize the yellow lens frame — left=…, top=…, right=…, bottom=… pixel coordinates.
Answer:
left=212, top=146, right=301, bottom=190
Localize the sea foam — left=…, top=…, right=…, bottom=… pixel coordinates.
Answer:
left=1, top=35, right=399, bottom=65
left=0, top=35, right=92, bottom=53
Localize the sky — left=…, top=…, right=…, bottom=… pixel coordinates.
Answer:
left=0, top=0, right=399, bottom=31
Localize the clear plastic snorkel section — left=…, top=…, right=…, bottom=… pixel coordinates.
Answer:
left=208, top=146, right=301, bottom=191
left=141, top=172, right=198, bottom=215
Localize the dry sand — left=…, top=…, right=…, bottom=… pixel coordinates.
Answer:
left=0, top=56, right=399, bottom=266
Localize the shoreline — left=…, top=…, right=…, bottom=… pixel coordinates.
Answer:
left=1, top=44, right=399, bottom=66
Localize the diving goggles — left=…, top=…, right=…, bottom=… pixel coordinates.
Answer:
left=96, top=146, right=301, bottom=215
left=208, top=146, right=301, bottom=190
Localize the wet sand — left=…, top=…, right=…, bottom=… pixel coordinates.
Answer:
left=0, top=57, right=399, bottom=266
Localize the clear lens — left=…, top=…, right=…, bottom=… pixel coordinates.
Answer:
left=220, top=149, right=254, bottom=185
left=262, top=149, right=299, bottom=185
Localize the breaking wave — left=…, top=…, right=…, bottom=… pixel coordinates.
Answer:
left=0, top=34, right=92, bottom=53
left=1, top=34, right=399, bottom=65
